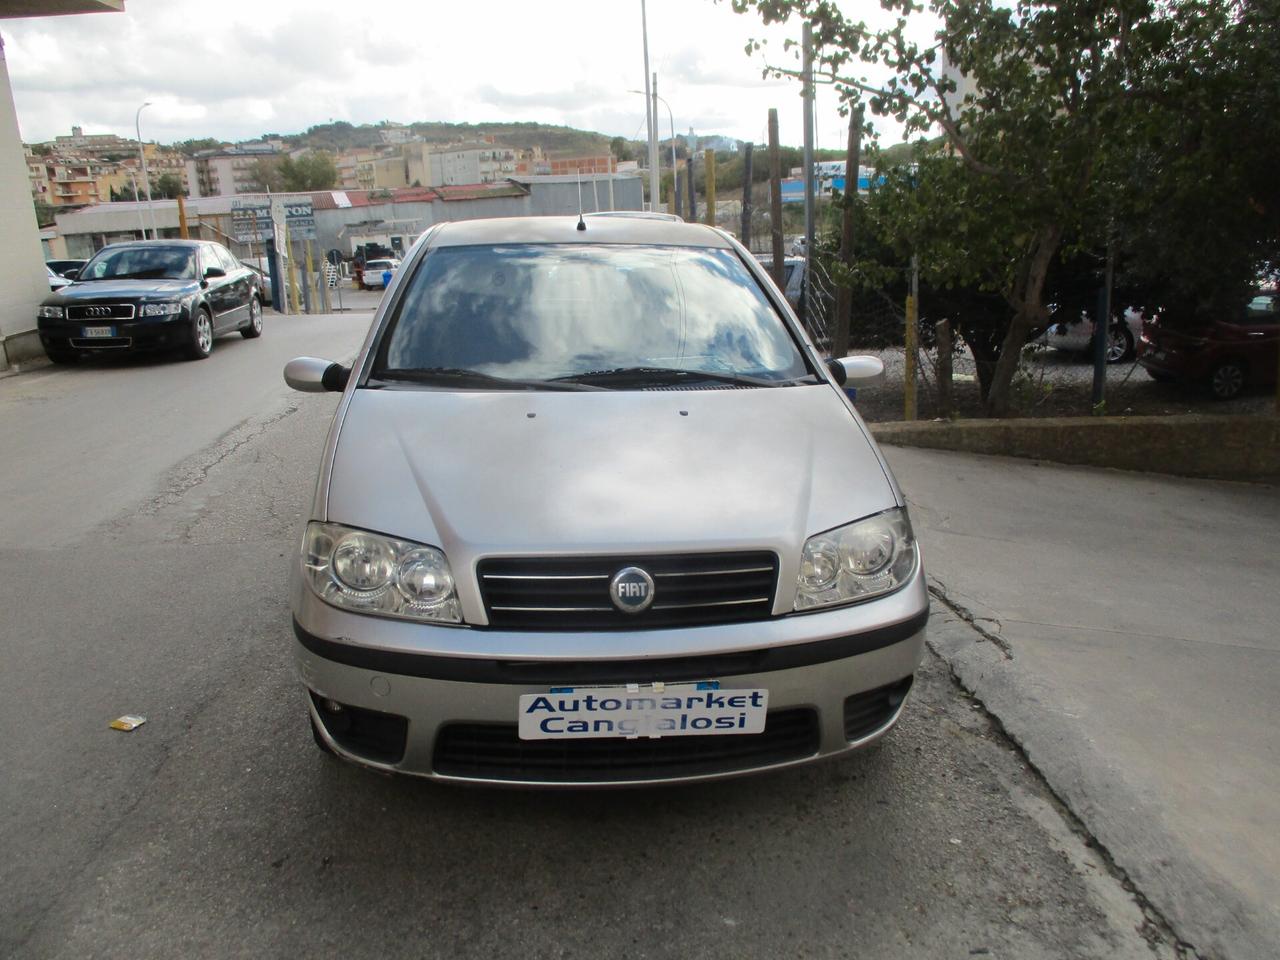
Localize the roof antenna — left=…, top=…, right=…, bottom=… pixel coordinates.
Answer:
left=575, top=168, right=587, bottom=230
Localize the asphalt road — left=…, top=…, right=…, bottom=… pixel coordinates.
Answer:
left=2, top=323, right=1183, bottom=959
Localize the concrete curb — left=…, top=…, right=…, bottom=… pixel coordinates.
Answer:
left=870, top=414, right=1280, bottom=481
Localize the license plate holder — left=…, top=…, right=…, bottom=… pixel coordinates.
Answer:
left=82, top=325, right=114, bottom=338
left=518, top=682, right=768, bottom=741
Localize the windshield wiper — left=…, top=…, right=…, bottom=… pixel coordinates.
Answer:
left=549, top=366, right=812, bottom=388
left=371, top=367, right=605, bottom=392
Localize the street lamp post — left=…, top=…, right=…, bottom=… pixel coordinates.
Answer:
left=135, top=102, right=157, bottom=239
left=640, top=0, right=659, bottom=211
left=628, top=87, right=678, bottom=207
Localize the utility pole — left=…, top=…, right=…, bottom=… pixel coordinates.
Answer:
left=135, top=102, right=157, bottom=239
left=1092, top=244, right=1115, bottom=413
left=740, top=142, right=754, bottom=248
left=832, top=107, right=862, bottom=359
left=704, top=149, right=716, bottom=227
left=801, top=22, right=816, bottom=327
left=686, top=154, right=697, bottom=222
left=176, top=192, right=189, bottom=239
left=905, top=254, right=919, bottom=420
left=641, top=1, right=659, bottom=212
left=767, top=108, right=785, bottom=291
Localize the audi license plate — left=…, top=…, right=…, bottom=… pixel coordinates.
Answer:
left=82, top=325, right=114, bottom=338
left=518, top=682, right=768, bottom=740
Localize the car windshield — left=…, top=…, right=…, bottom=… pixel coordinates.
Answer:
left=79, top=245, right=197, bottom=281
left=367, top=260, right=394, bottom=270
left=372, top=244, right=810, bottom=387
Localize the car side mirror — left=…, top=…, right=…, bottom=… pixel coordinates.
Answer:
left=65, top=269, right=80, bottom=280
left=204, top=266, right=226, bottom=279
left=826, top=355, right=885, bottom=388
left=285, top=356, right=350, bottom=393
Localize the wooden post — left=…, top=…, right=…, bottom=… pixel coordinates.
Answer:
left=176, top=193, right=189, bottom=239
left=687, top=158, right=697, bottom=222
left=285, top=223, right=300, bottom=316
left=767, top=109, right=785, bottom=291
left=936, top=319, right=953, bottom=418
left=303, top=240, right=315, bottom=315
left=832, top=108, right=862, bottom=359
left=704, top=149, right=716, bottom=227
left=904, top=256, right=919, bottom=420
left=740, top=143, right=753, bottom=248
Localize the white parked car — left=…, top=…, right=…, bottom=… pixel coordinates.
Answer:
left=1043, top=306, right=1144, bottom=363
left=285, top=215, right=927, bottom=786
left=361, top=258, right=401, bottom=290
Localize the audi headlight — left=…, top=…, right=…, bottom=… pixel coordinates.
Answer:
left=38, top=305, right=64, bottom=319
left=140, top=302, right=181, bottom=316
left=794, top=508, right=918, bottom=611
left=302, top=522, right=463, bottom=624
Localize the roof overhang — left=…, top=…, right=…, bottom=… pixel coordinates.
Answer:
left=1, top=0, right=123, bottom=18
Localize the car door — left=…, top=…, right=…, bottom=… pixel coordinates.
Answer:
left=218, top=244, right=253, bottom=326
left=201, top=244, right=237, bottom=332
left=1241, top=293, right=1279, bottom=385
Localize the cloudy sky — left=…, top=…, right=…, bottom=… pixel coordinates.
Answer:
left=2, top=0, right=915, bottom=152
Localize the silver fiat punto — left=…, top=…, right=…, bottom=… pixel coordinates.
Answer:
left=285, top=214, right=927, bottom=786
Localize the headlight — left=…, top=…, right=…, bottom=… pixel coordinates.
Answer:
left=140, top=302, right=181, bottom=316
left=38, top=306, right=64, bottom=319
left=302, top=522, right=463, bottom=624
left=794, top=508, right=917, bottom=611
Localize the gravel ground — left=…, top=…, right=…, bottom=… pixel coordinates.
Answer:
left=850, top=345, right=1273, bottom=423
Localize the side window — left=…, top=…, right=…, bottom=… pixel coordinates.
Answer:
left=216, top=245, right=240, bottom=273
left=1245, top=295, right=1277, bottom=324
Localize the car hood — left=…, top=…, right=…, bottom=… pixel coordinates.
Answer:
left=46, top=278, right=198, bottom=303
left=324, top=382, right=897, bottom=577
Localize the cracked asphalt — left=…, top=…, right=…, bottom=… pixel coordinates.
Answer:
left=0, top=314, right=1212, bottom=959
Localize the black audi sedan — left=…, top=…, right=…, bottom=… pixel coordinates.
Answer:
left=37, top=239, right=264, bottom=363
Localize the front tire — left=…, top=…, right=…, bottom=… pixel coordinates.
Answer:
left=1107, top=326, right=1135, bottom=363
left=1209, top=360, right=1246, bottom=400
left=184, top=308, right=213, bottom=361
left=240, top=297, right=263, bottom=339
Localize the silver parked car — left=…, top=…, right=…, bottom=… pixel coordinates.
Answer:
left=285, top=215, right=928, bottom=786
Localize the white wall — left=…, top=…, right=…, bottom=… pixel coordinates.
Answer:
left=0, top=32, right=53, bottom=367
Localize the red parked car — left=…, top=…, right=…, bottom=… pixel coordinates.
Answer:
left=1138, top=291, right=1279, bottom=399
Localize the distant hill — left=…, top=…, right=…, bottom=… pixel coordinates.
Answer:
left=276, top=120, right=618, bottom=158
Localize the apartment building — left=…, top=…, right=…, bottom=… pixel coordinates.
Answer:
left=184, top=144, right=279, bottom=198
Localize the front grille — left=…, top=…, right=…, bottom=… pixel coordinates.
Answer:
left=843, top=676, right=914, bottom=741
left=433, top=708, right=818, bottom=783
left=67, top=303, right=136, bottom=321
left=477, top=551, right=779, bottom=630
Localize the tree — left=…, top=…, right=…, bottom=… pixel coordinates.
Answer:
left=32, top=199, right=55, bottom=227
left=278, top=150, right=338, bottom=191
left=169, top=137, right=222, bottom=157
left=153, top=173, right=185, bottom=198
left=610, top=137, right=635, bottom=162
left=246, top=156, right=285, bottom=193
left=733, top=0, right=1278, bottom=415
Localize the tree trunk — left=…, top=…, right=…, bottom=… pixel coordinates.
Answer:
left=984, top=224, right=1063, bottom=417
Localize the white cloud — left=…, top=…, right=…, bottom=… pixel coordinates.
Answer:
left=3, top=0, right=915, bottom=150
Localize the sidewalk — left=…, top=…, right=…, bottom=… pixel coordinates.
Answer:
left=884, top=446, right=1280, bottom=959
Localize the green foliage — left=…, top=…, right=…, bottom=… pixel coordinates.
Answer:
left=168, top=137, right=222, bottom=157
left=280, top=151, right=338, bottom=191
left=32, top=199, right=55, bottom=227
left=733, top=0, right=1280, bottom=414
left=152, top=173, right=185, bottom=199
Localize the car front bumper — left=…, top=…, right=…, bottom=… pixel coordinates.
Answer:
left=37, top=314, right=191, bottom=354
left=291, top=564, right=930, bottom=787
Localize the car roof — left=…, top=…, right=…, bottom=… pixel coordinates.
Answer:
left=428, top=215, right=732, bottom=249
